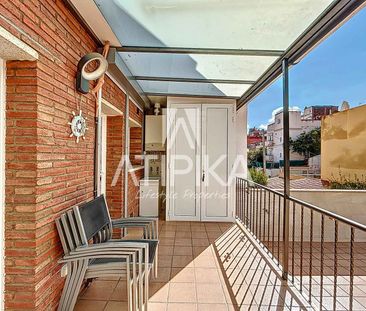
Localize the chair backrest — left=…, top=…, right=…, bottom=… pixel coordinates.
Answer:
left=56, top=209, right=84, bottom=255
left=74, top=195, right=113, bottom=245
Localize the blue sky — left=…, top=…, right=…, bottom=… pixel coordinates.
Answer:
left=248, top=7, right=366, bottom=129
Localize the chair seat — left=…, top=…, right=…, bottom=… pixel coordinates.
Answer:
left=110, top=239, right=158, bottom=264
left=88, top=240, right=158, bottom=268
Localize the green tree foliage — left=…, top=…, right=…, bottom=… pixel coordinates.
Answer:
left=289, top=128, right=321, bottom=159
left=248, top=147, right=263, bottom=167
left=249, top=168, right=268, bottom=186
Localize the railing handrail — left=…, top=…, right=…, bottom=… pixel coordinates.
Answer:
left=237, top=176, right=366, bottom=233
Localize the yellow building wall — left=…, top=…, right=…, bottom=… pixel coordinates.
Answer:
left=321, top=104, right=366, bottom=182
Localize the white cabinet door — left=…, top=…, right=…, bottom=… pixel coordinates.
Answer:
left=201, top=104, right=234, bottom=221
left=166, top=101, right=235, bottom=222
left=167, top=104, right=201, bottom=221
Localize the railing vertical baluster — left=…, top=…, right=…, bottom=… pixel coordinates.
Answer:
left=300, top=205, right=304, bottom=292
left=246, top=181, right=250, bottom=227
left=240, top=179, right=243, bottom=222
left=272, top=193, right=275, bottom=259
left=350, top=227, right=354, bottom=311
left=333, top=220, right=338, bottom=311
left=292, top=201, right=295, bottom=283
left=263, top=188, right=266, bottom=247
left=250, top=183, right=253, bottom=231
left=235, top=177, right=240, bottom=218
left=320, top=214, right=325, bottom=311
left=277, top=195, right=281, bottom=261
left=259, top=188, right=262, bottom=241
left=253, top=184, right=256, bottom=234
left=309, top=210, right=313, bottom=303
left=256, top=185, right=259, bottom=238
left=267, top=191, right=271, bottom=252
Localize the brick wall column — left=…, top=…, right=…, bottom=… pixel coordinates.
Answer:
left=106, top=116, right=124, bottom=219
left=5, top=60, right=38, bottom=310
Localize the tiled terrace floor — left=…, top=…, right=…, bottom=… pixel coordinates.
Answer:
left=75, top=221, right=305, bottom=310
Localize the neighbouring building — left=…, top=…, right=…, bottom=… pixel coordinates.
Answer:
left=265, top=105, right=337, bottom=165
left=321, top=104, right=366, bottom=183
left=303, top=105, right=338, bottom=120
left=266, top=109, right=320, bottom=164
left=247, top=127, right=264, bottom=150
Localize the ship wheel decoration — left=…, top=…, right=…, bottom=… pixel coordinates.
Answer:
left=68, top=110, right=88, bottom=143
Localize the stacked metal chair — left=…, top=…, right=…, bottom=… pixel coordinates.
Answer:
left=56, top=195, right=159, bottom=311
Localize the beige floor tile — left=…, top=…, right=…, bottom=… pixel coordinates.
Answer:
left=175, top=238, right=193, bottom=246
left=80, top=280, right=118, bottom=301
left=159, top=245, right=174, bottom=256
left=196, top=283, right=227, bottom=304
left=167, top=303, right=198, bottom=310
left=151, top=267, right=172, bottom=283
left=160, top=238, right=175, bottom=246
left=109, top=280, right=128, bottom=301
left=168, top=282, right=197, bottom=303
left=176, top=231, right=193, bottom=238
left=149, top=302, right=168, bottom=311
left=195, top=268, right=222, bottom=283
left=104, top=301, right=129, bottom=311
left=150, top=283, right=170, bottom=302
left=172, top=255, right=194, bottom=268
left=171, top=267, right=196, bottom=283
left=160, top=231, right=176, bottom=238
left=193, top=246, right=213, bottom=257
left=191, top=227, right=207, bottom=232
left=194, top=255, right=218, bottom=268
left=197, top=303, right=228, bottom=311
left=192, top=239, right=210, bottom=247
left=159, top=255, right=173, bottom=267
left=174, top=246, right=193, bottom=256
left=74, top=300, right=107, bottom=311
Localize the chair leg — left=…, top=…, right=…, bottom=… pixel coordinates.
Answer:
left=58, top=263, right=72, bottom=311
left=154, top=248, right=158, bottom=279
left=68, top=260, right=88, bottom=310
left=58, top=260, right=88, bottom=311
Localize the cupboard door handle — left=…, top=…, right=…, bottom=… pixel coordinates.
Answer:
left=202, top=171, right=205, bottom=182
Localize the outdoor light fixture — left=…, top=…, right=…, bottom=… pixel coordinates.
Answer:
left=76, top=52, right=108, bottom=94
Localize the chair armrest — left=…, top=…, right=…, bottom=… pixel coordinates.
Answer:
left=112, top=217, right=159, bottom=239
left=59, top=242, right=148, bottom=263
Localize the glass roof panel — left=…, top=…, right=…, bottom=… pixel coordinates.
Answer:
left=136, top=80, right=251, bottom=97
left=95, top=0, right=334, bottom=50
left=119, top=52, right=278, bottom=81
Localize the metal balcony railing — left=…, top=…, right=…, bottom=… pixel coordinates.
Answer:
left=236, top=177, right=366, bottom=311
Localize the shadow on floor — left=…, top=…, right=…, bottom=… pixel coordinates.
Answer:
left=75, top=221, right=307, bottom=310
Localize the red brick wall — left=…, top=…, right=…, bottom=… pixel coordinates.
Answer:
left=5, top=61, right=38, bottom=310
left=1, top=1, right=135, bottom=310
left=103, top=76, right=126, bottom=112
left=128, top=168, right=144, bottom=216
left=129, top=101, right=143, bottom=124
left=130, top=127, right=143, bottom=165
left=106, top=116, right=124, bottom=219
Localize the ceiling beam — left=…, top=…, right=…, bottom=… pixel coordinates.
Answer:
left=144, top=92, right=239, bottom=99
left=134, top=76, right=255, bottom=85
left=115, top=46, right=284, bottom=57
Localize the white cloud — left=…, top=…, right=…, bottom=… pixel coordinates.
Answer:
left=268, top=106, right=301, bottom=124
left=258, top=124, right=267, bottom=130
